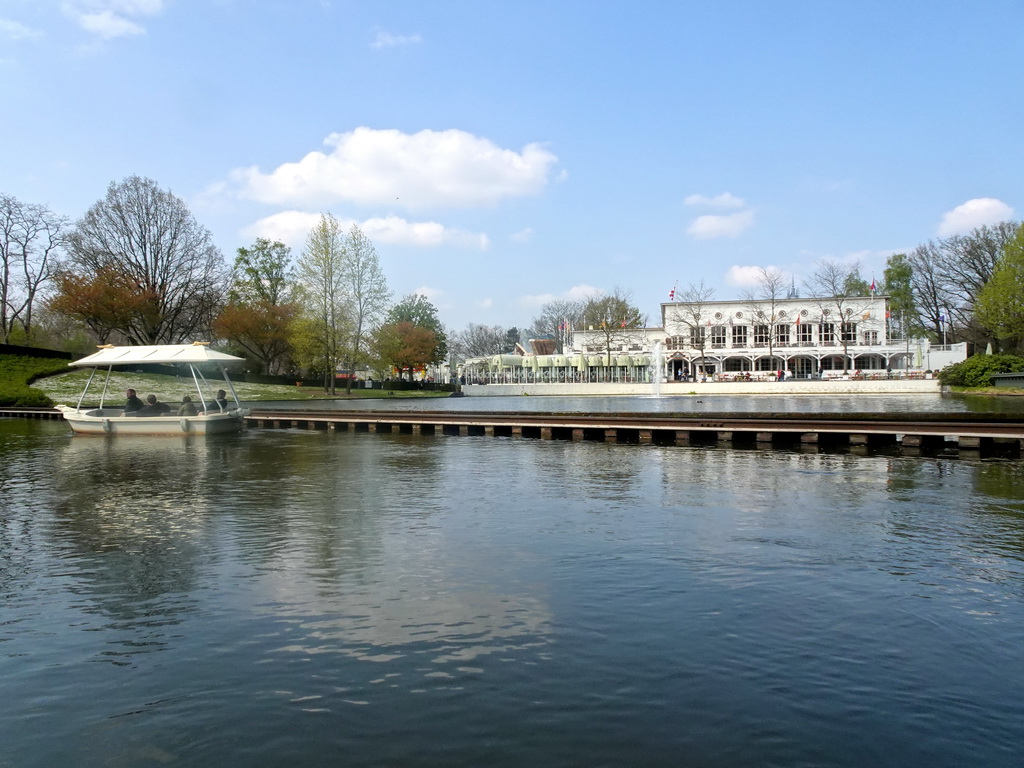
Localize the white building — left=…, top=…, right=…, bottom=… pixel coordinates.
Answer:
left=461, top=294, right=967, bottom=385
left=658, top=294, right=908, bottom=379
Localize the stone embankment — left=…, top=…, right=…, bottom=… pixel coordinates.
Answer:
left=464, top=378, right=941, bottom=397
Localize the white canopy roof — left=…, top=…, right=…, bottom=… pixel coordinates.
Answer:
left=69, top=343, right=245, bottom=368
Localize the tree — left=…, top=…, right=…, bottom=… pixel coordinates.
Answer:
left=908, top=221, right=1019, bottom=346
left=386, top=294, right=447, bottom=370
left=0, top=193, right=68, bottom=343
left=338, top=225, right=390, bottom=393
left=528, top=298, right=583, bottom=353
left=504, top=326, right=521, bottom=353
left=213, top=239, right=298, bottom=374
left=880, top=252, right=918, bottom=340
left=805, top=260, right=873, bottom=373
left=374, top=320, right=439, bottom=381
left=229, top=238, right=293, bottom=306
left=976, top=224, right=1024, bottom=350
left=57, top=176, right=226, bottom=345
left=579, top=288, right=646, bottom=364
left=48, top=265, right=159, bottom=344
left=907, top=243, right=946, bottom=341
left=295, top=214, right=348, bottom=394
left=742, top=267, right=788, bottom=362
left=451, top=323, right=510, bottom=361
left=668, top=280, right=716, bottom=368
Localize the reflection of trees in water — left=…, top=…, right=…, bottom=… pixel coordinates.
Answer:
left=47, top=436, right=216, bottom=659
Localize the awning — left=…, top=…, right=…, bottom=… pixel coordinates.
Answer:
left=70, top=343, right=244, bottom=368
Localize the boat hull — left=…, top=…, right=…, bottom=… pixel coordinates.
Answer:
left=57, top=407, right=246, bottom=436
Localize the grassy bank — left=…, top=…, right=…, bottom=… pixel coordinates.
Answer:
left=33, top=369, right=450, bottom=405
left=0, top=356, right=71, bottom=406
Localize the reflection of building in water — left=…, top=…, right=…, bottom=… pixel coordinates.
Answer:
left=461, top=295, right=967, bottom=383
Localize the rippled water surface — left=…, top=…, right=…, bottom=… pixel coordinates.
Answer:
left=2, top=418, right=1023, bottom=767
left=252, top=391, right=1024, bottom=414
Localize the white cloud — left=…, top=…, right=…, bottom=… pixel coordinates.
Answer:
left=937, top=198, right=1014, bottom=236
left=477, top=298, right=493, bottom=309
left=241, top=211, right=489, bottom=250
left=230, top=127, right=559, bottom=210
left=0, top=18, right=44, bottom=40
left=413, top=286, right=443, bottom=302
left=359, top=216, right=489, bottom=249
left=520, top=284, right=602, bottom=307
left=63, top=0, right=164, bottom=39
left=510, top=227, right=533, bottom=243
left=687, top=209, right=754, bottom=239
left=372, top=30, right=422, bottom=49
left=725, top=266, right=767, bottom=287
left=684, top=192, right=745, bottom=209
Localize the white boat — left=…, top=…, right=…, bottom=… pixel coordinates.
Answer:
left=55, top=343, right=250, bottom=436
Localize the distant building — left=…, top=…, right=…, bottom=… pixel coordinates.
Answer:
left=460, top=294, right=967, bottom=384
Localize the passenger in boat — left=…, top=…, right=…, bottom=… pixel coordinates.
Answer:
left=124, top=388, right=144, bottom=414
left=177, top=395, right=198, bottom=416
left=206, top=389, right=229, bottom=412
left=135, top=394, right=171, bottom=416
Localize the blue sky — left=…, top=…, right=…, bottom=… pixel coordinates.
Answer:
left=2, top=0, right=1022, bottom=332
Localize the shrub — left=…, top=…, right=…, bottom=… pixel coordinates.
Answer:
left=0, top=384, right=53, bottom=407
left=0, top=355, right=69, bottom=406
left=938, top=354, right=1024, bottom=387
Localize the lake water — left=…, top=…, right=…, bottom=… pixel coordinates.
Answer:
left=2, top=416, right=1023, bottom=767
left=252, top=392, right=1024, bottom=415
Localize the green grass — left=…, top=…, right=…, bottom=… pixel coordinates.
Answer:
left=0, top=355, right=72, bottom=406
left=31, top=367, right=449, bottom=405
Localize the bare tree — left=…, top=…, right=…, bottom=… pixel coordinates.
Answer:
left=668, top=280, right=716, bottom=371
left=922, top=222, right=1018, bottom=346
left=579, top=288, right=646, bottom=365
left=907, top=242, right=947, bottom=341
left=451, top=323, right=509, bottom=361
left=295, top=213, right=349, bottom=394
left=339, top=225, right=390, bottom=393
left=60, top=176, right=226, bottom=345
left=0, top=194, right=68, bottom=343
left=742, top=267, right=788, bottom=362
left=804, top=260, right=872, bottom=372
left=529, top=298, right=583, bottom=353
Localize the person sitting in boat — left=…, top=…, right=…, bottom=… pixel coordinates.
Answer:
left=124, top=388, right=144, bottom=414
left=177, top=395, right=198, bottom=416
left=206, top=389, right=229, bottom=412
left=135, top=394, right=171, bottom=416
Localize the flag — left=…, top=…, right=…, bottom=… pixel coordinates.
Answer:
left=795, top=314, right=801, bottom=325
left=668, top=287, right=676, bottom=300
left=870, top=278, right=876, bottom=293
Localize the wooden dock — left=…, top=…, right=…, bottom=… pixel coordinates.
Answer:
left=244, top=409, right=1024, bottom=457
left=4, top=406, right=1022, bottom=457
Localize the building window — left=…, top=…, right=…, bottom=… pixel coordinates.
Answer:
left=798, top=323, right=813, bottom=344
left=710, top=325, right=726, bottom=347
left=863, top=330, right=878, bottom=345
left=776, top=324, right=790, bottom=345
left=731, top=325, right=748, bottom=347
left=841, top=322, right=857, bottom=343
left=821, top=323, right=836, bottom=344
left=690, top=327, right=706, bottom=347
left=666, top=335, right=686, bottom=350
left=753, top=324, right=770, bottom=346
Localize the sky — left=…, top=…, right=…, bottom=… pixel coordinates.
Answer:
left=2, top=0, right=1022, bottom=332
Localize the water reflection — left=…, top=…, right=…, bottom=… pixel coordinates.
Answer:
left=3, top=420, right=1024, bottom=767
left=252, top=391, right=1024, bottom=414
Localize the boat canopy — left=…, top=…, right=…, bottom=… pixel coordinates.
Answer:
left=70, top=343, right=245, bottom=368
